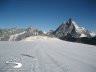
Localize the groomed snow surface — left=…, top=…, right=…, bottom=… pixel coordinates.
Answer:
left=0, top=36, right=96, bottom=72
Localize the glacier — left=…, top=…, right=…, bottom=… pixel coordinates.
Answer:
left=0, top=36, right=96, bottom=72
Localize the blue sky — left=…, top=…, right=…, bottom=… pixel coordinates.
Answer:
left=0, top=0, right=96, bottom=32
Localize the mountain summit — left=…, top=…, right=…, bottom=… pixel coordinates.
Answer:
left=54, top=18, right=91, bottom=38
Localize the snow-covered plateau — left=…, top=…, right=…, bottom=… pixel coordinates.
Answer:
left=0, top=36, right=96, bottom=72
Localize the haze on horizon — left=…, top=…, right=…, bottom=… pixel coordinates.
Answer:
left=0, top=0, right=96, bottom=32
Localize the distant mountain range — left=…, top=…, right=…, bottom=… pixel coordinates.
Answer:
left=0, top=27, right=43, bottom=41
left=0, top=18, right=96, bottom=45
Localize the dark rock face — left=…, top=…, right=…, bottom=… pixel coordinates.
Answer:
left=77, top=36, right=96, bottom=45
left=59, top=34, right=96, bottom=45
left=47, top=30, right=55, bottom=37
left=59, top=34, right=77, bottom=42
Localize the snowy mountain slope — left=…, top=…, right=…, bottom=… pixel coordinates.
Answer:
left=80, top=34, right=87, bottom=37
left=9, top=31, right=26, bottom=41
left=71, top=20, right=80, bottom=30
left=8, top=27, right=40, bottom=41
left=0, top=27, right=43, bottom=41
left=21, top=36, right=57, bottom=41
left=0, top=28, right=25, bottom=41
left=0, top=37, right=96, bottom=72
left=90, top=32, right=96, bottom=37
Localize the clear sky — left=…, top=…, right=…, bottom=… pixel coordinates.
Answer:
left=0, top=0, right=96, bottom=32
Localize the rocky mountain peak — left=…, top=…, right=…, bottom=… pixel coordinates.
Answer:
left=54, top=18, right=91, bottom=38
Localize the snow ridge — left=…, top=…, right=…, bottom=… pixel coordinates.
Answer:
left=9, top=31, right=26, bottom=41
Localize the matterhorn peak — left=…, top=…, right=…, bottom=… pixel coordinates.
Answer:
left=54, top=18, right=92, bottom=38
left=67, top=17, right=72, bottom=24
left=67, top=18, right=80, bottom=30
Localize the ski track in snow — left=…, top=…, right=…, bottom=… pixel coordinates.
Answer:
left=0, top=37, right=96, bottom=72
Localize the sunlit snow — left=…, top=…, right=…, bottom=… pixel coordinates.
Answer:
left=0, top=36, right=96, bottom=72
